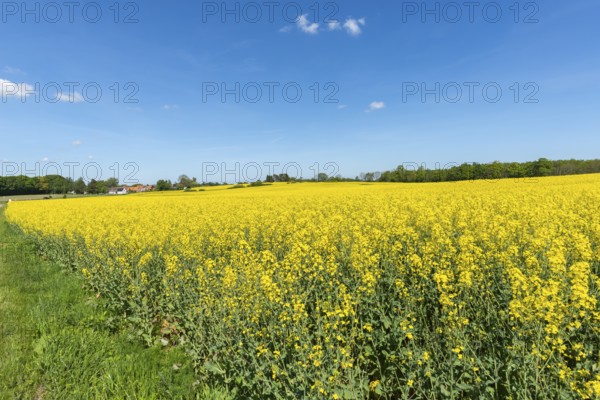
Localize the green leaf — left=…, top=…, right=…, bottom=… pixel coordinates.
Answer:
left=440, top=385, right=451, bottom=397
left=457, top=383, right=472, bottom=391
left=203, top=361, right=225, bottom=375
left=381, top=316, right=392, bottom=329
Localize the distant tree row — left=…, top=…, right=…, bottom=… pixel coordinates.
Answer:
left=266, top=174, right=291, bottom=182
left=265, top=173, right=351, bottom=183
left=5, top=159, right=600, bottom=195
left=361, top=158, right=600, bottom=183
left=154, top=175, right=228, bottom=191
left=0, top=175, right=119, bottom=196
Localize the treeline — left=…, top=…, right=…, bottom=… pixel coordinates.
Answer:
left=155, top=175, right=227, bottom=191
left=4, top=159, right=600, bottom=195
left=363, top=158, right=600, bottom=183
left=0, top=175, right=120, bottom=196
left=156, top=174, right=350, bottom=191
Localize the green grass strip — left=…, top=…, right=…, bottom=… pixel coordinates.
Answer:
left=0, top=210, right=232, bottom=399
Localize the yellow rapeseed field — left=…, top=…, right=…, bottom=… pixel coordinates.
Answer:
left=6, top=175, right=600, bottom=398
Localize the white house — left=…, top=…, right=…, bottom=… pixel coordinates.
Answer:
left=108, top=187, right=128, bottom=195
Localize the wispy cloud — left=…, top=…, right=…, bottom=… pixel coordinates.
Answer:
left=282, top=16, right=365, bottom=36
left=366, top=101, right=385, bottom=112
left=343, top=18, right=366, bottom=36
left=58, top=91, right=84, bottom=103
left=337, top=104, right=348, bottom=109
left=297, top=14, right=319, bottom=34
left=2, top=66, right=25, bottom=75
left=0, top=78, right=34, bottom=100
left=163, top=104, right=179, bottom=110
left=72, top=140, right=83, bottom=146
left=328, top=20, right=341, bottom=31
left=1, top=78, right=83, bottom=102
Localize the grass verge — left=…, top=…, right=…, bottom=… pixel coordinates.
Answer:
left=0, top=210, right=232, bottom=399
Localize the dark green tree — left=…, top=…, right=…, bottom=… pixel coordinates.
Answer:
left=156, top=179, right=172, bottom=191
left=73, top=178, right=87, bottom=194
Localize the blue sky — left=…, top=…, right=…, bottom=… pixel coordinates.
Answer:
left=1, top=0, right=599, bottom=183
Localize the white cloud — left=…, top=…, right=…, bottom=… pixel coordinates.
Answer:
left=41, top=157, right=49, bottom=162
left=328, top=20, right=341, bottom=31
left=1, top=78, right=83, bottom=103
left=87, top=155, right=94, bottom=160
left=366, top=101, right=385, bottom=112
left=283, top=16, right=365, bottom=36
left=72, top=140, right=83, bottom=146
left=297, top=14, right=319, bottom=34
left=343, top=17, right=366, bottom=36
left=337, top=104, right=348, bottom=109
left=58, top=91, right=84, bottom=103
left=163, top=104, right=179, bottom=110
left=2, top=66, right=25, bottom=75
left=0, top=78, right=35, bottom=100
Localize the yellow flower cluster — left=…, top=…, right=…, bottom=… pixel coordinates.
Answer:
left=5, top=175, right=600, bottom=398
